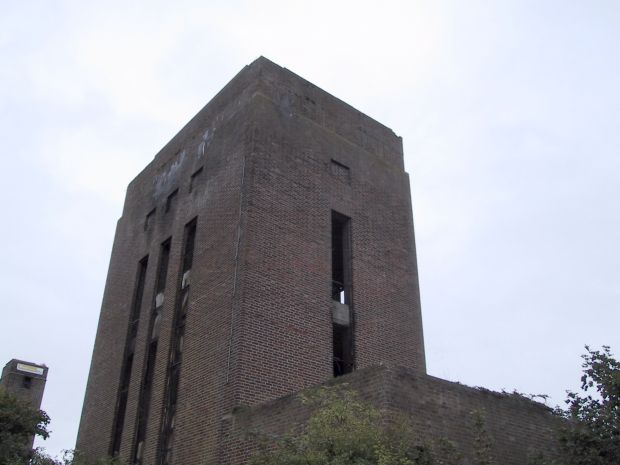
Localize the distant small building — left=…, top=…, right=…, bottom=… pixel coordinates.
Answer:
left=1, top=359, right=48, bottom=448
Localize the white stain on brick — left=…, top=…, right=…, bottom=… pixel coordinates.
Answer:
left=154, top=149, right=186, bottom=197
left=198, top=128, right=215, bottom=158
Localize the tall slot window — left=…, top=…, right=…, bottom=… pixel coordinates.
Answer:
left=132, top=239, right=171, bottom=464
left=110, top=256, right=149, bottom=456
left=331, top=211, right=354, bottom=377
left=158, top=219, right=197, bottom=465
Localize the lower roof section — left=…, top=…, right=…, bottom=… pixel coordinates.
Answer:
left=222, top=364, right=560, bottom=465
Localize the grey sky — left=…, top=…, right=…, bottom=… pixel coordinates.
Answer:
left=1, top=0, right=619, bottom=458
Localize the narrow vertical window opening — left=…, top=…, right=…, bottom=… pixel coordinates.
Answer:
left=158, top=219, right=197, bottom=465
left=331, top=212, right=350, bottom=305
left=132, top=239, right=171, bottom=464
left=331, top=211, right=354, bottom=377
left=110, top=256, right=148, bottom=456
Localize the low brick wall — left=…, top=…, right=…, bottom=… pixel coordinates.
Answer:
left=221, top=364, right=560, bottom=465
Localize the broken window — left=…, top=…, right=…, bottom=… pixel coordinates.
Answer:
left=331, top=211, right=354, bottom=377
left=189, top=167, right=203, bottom=193
left=132, top=239, right=170, bottom=464
left=110, top=256, right=148, bottom=456
left=158, top=220, right=196, bottom=465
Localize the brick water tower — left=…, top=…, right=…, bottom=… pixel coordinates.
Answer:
left=77, top=57, right=426, bottom=465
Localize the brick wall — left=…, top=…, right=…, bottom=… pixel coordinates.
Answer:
left=76, top=60, right=263, bottom=464
left=230, top=58, right=426, bottom=411
left=1, top=359, right=47, bottom=409
left=225, top=364, right=561, bottom=465
left=77, top=57, right=426, bottom=465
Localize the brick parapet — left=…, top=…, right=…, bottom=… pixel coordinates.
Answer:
left=225, top=364, right=561, bottom=465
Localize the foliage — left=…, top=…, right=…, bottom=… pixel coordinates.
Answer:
left=0, top=385, right=122, bottom=465
left=431, top=437, right=464, bottom=465
left=250, top=385, right=433, bottom=465
left=0, top=387, right=51, bottom=465
left=471, top=410, right=495, bottom=465
left=29, top=448, right=63, bottom=465
left=555, top=346, right=620, bottom=465
left=531, top=346, right=620, bottom=465
left=28, top=448, right=126, bottom=465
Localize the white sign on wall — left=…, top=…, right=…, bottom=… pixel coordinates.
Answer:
left=16, top=363, right=44, bottom=376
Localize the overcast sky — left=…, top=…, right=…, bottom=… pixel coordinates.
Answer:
left=1, top=0, right=619, bottom=458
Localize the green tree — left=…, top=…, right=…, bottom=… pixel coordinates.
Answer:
left=250, top=385, right=433, bottom=465
left=0, top=387, right=50, bottom=465
left=29, top=448, right=126, bottom=465
left=29, top=448, right=68, bottom=465
left=0, top=388, right=127, bottom=465
left=556, top=346, right=620, bottom=465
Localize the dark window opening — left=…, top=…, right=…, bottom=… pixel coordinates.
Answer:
left=158, top=220, right=196, bottom=465
left=165, top=190, right=178, bottom=213
left=132, top=340, right=157, bottom=464
left=189, top=167, right=203, bottom=193
left=145, top=209, right=156, bottom=231
left=111, top=353, right=133, bottom=455
left=333, top=324, right=354, bottom=377
left=111, top=387, right=129, bottom=455
left=182, top=221, right=196, bottom=272
left=22, top=376, right=32, bottom=389
left=156, top=240, right=171, bottom=294
left=110, top=256, right=148, bottom=456
left=332, top=211, right=353, bottom=377
left=132, top=239, right=170, bottom=464
left=332, top=212, right=350, bottom=304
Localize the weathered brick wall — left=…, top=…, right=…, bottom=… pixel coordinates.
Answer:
left=230, top=58, right=426, bottom=412
left=225, top=364, right=561, bottom=465
left=1, top=359, right=48, bottom=409
left=76, top=62, right=264, bottom=464
left=78, top=57, right=425, bottom=465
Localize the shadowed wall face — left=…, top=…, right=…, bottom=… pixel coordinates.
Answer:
left=76, top=57, right=426, bottom=465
